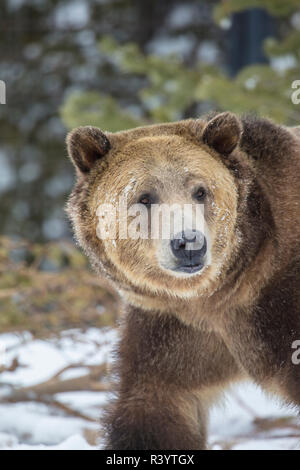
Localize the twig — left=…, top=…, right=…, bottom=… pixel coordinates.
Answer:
left=4, top=363, right=111, bottom=401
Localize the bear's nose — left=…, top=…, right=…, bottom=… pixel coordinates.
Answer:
left=170, top=230, right=207, bottom=264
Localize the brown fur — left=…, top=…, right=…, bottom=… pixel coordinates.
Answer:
left=66, top=112, right=300, bottom=449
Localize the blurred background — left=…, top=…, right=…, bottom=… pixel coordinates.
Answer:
left=0, top=0, right=299, bottom=450
left=1, top=0, right=300, bottom=242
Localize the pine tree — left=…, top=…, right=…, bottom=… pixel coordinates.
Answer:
left=61, top=0, right=300, bottom=130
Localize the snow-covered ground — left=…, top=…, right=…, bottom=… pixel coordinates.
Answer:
left=0, top=328, right=299, bottom=450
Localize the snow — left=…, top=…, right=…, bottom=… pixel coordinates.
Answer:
left=167, top=4, right=199, bottom=29
left=0, top=151, right=16, bottom=192
left=209, top=383, right=300, bottom=450
left=0, top=329, right=299, bottom=450
left=54, top=1, right=90, bottom=30
left=0, top=402, right=95, bottom=446
left=147, top=35, right=195, bottom=59
left=123, top=177, right=137, bottom=198
left=7, top=434, right=95, bottom=451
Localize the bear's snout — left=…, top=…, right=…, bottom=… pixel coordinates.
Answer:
left=171, top=230, right=207, bottom=273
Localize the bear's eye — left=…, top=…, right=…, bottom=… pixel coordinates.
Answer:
left=193, top=187, right=207, bottom=202
left=138, top=193, right=154, bottom=207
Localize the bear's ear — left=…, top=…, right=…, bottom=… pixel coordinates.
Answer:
left=202, top=112, right=242, bottom=155
left=66, top=126, right=111, bottom=174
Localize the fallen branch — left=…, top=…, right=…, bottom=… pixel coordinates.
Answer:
left=4, top=363, right=112, bottom=402
left=0, top=361, right=113, bottom=422
left=0, top=357, right=23, bottom=374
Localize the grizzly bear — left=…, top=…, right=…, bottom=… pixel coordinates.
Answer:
left=66, top=112, right=300, bottom=450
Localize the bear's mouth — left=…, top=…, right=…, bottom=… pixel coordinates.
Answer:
left=174, top=262, right=204, bottom=274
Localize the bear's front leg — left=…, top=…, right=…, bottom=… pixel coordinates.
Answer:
left=104, top=381, right=207, bottom=450
left=103, top=306, right=242, bottom=450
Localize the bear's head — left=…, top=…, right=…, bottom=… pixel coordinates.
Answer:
left=66, top=112, right=275, bottom=301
